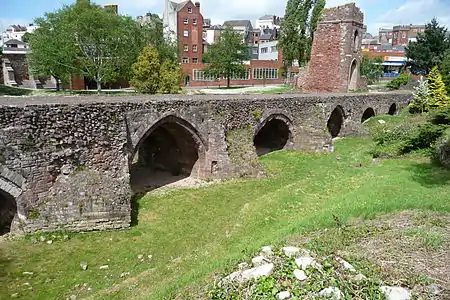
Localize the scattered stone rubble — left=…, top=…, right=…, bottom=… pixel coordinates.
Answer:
left=215, top=245, right=413, bottom=299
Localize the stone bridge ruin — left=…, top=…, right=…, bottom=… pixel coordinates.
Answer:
left=0, top=93, right=411, bottom=234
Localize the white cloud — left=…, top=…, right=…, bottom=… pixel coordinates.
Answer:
left=370, top=0, right=450, bottom=34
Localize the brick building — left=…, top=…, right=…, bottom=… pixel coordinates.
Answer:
left=378, top=24, right=425, bottom=47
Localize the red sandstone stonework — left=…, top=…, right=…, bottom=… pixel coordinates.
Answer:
left=300, top=3, right=366, bottom=92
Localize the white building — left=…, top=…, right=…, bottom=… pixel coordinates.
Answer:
left=1, top=24, right=36, bottom=47
left=162, top=0, right=185, bottom=41
left=258, top=40, right=278, bottom=60
left=205, top=25, right=223, bottom=45
left=223, top=20, right=253, bottom=43
left=255, top=15, right=281, bottom=30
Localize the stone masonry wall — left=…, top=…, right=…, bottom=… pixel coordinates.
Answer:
left=0, top=92, right=412, bottom=234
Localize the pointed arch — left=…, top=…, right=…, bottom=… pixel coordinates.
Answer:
left=253, top=114, right=294, bottom=156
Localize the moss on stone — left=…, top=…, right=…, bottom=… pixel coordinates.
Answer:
left=226, top=126, right=260, bottom=169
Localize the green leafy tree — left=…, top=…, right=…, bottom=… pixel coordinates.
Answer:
left=440, top=49, right=450, bottom=95
left=410, top=76, right=430, bottom=113
left=202, top=26, right=249, bottom=88
left=158, top=61, right=183, bottom=94
left=360, top=55, right=383, bottom=84
left=21, top=32, right=31, bottom=43
left=406, top=18, right=450, bottom=74
left=428, top=66, right=450, bottom=108
left=68, top=2, right=145, bottom=92
left=279, top=0, right=325, bottom=80
left=139, top=13, right=179, bottom=63
left=28, top=9, right=77, bottom=91
left=130, top=45, right=161, bottom=94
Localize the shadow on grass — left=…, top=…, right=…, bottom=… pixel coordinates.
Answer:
left=130, top=193, right=144, bottom=227
left=0, top=84, right=33, bottom=96
left=408, top=160, right=450, bottom=187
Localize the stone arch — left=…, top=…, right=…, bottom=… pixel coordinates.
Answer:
left=327, top=105, right=345, bottom=138
left=130, top=115, right=206, bottom=193
left=253, top=114, right=293, bottom=156
left=388, top=103, right=397, bottom=115
left=348, top=59, right=358, bottom=91
left=361, top=107, right=375, bottom=123
left=0, top=168, right=23, bottom=235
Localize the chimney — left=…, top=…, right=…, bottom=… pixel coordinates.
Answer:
left=195, top=1, right=200, bottom=8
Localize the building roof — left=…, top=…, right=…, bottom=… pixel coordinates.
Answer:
left=223, top=20, right=252, bottom=28
left=260, top=33, right=272, bottom=40
left=258, top=14, right=274, bottom=20
left=7, top=25, right=27, bottom=31
left=4, top=39, right=26, bottom=45
left=208, top=25, right=223, bottom=30
left=168, top=0, right=189, bottom=12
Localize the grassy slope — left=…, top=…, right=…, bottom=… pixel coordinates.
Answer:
left=0, top=84, right=33, bottom=96
left=1, top=137, right=450, bottom=300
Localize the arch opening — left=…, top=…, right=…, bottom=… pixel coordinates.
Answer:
left=361, top=107, right=375, bottom=123
left=388, top=103, right=397, bottom=115
left=0, top=189, right=17, bottom=235
left=327, top=106, right=345, bottom=138
left=254, top=118, right=291, bottom=156
left=348, top=59, right=358, bottom=91
left=130, top=117, right=204, bottom=194
left=353, top=30, right=359, bottom=52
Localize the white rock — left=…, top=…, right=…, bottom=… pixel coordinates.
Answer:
left=378, top=120, right=386, bottom=124
left=282, top=246, right=300, bottom=257
left=277, top=291, right=291, bottom=299
left=69, top=295, right=77, bottom=300
left=336, top=257, right=356, bottom=272
left=295, top=256, right=322, bottom=270
left=352, top=273, right=367, bottom=281
left=293, top=269, right=308, bottom=281
left=80, top=262, right=88, bottom=271
left=238, top=262, right=249, bottom=270
left=319, top=287, right=343, bottom=299
left=380, top=286, right=411, bottom=300
left=241, top=263, right=274, bottom=281
left=120, top=272, right=130, bottom=278
left=22, top=272, right=33, bottom=275
left=99, top=265, right=109, bottom=270
left=224, top=270, right=242, bottom=283
left=252, top=255, right=268, bottom=267
left=46, top=240, right=53, bottom=244
left=39, top=236, right=46, bottom=242
left=137, top=254, right=144, bottom=260
left=261, top=245, right=273, bottom=255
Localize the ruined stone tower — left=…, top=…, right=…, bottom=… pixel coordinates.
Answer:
left=300, top=3, right=365, bottom=92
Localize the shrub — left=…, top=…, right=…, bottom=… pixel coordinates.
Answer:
left=387, top=72, right=410, bottom=90
left=429, top=106, right=450, bottom=125
left=427, top=66, right=450, bottom=108
left=434, top=128, right=450, bottom=168
left=130, top=46, right=161, bottom=94
left=158, top=61, right=183, bottom=94
left=401, top=123, right=447, bottom=153
left=409, top=76, right=429, bottom=113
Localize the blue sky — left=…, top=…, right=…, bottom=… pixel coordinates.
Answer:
left=1, top=0, right=449, bottom=35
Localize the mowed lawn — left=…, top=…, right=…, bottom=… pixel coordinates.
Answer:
left=1, top=137, right=450, bottom=300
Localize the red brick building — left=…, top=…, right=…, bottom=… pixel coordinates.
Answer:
left=175, top=1, right=204, bottom=64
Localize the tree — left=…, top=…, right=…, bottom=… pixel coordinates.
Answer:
left=139, top=13, right=179, bottom=63
left=410, top=76, right=430, bottom=113
left=68, top=2, right=146, bottom=92
left=130, top=46, right=161, bottom=94
left=360, top=55, right=383, bottom=84
left=428, top=66, right=450, bottom=108
left=278, top=0, right=325, bottom=80
left=406, top=18, right=450, bottom=74
left=202, top=27, right=249, bottom=88
left=158, top=61, right=183, bottom=94
left=28, top=10, right=77, bottom=91
left=440, top=49, right=450, bottom=95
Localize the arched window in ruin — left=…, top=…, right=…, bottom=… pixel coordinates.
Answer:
left=0, top=189, right=17, bottom=235
left=361, top=107, right=375, bottom=123
left=353, top=29, right=359, bottom=53
left=327, top=106, right=345, bottom=138
left=348, top=59, right=358, bottom=91
left=253, top=116, right=292, bottom=156
left=388, top=103, right=397, bottom=115
left=130, top=116, right=205, bottom=194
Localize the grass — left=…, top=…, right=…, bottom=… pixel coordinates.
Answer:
left=0, top=84, right=33, bottom=96
left=1, top=137, right=450, bottom=299
left=246, top=85, right=294, bottom=94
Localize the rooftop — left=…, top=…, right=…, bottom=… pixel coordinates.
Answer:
left=223, top=20, right=252, bottom=27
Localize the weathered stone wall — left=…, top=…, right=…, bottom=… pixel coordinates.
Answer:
left=3, top=53, right=29, bottom=85
left=300, top=3, right=365, bottom=92
left=0, top=92, right=412, bottom=234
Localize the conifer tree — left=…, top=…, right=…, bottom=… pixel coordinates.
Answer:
left=158, top=61, right=183, bottom=94
left=410, top=76, right=430, bottom=113
left=428, top=66, right=450, bottom=108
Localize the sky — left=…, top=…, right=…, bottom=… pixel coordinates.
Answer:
left=1, top=0, right=450, bottom=36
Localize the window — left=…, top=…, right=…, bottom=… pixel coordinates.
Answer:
left=193, top=69, right=215, bottom=81
left=261, top=47, right=268, bottom=54
left=187, top=7, right=193, bottom=13
left=182, top=57, right=189, bottom=63
left=252, top=68, right=279, bottom=80
left=193, top=45, right=198, bottom=52
left=184, top=30, right=189, bottom=37
left=252, top=48, right=258, bottom=54
left=271, top=45, right=277, bottom=52
left=183, top=44, right=189, bottom=52
left=184, top=18, right=188, bottom=24
left=192, top=58, right=198, bottom=64
left=193, top=19, right=197, bottom=25
left=230, top=69, right=250, bottom=80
